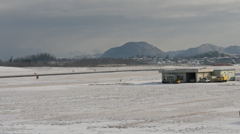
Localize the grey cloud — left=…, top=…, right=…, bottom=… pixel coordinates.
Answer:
left=0, top=0, right=240, bottom=59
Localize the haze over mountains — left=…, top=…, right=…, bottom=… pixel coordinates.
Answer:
left=100, top=42, right=240, bottom=58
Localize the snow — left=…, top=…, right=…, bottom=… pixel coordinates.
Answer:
left=1, top=65, right=240, bottom=133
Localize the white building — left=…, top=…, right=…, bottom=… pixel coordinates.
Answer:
left=160, top=68, right=235, bottom=83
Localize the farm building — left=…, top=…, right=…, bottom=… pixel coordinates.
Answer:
left=160, top=68, right=235, bottom=83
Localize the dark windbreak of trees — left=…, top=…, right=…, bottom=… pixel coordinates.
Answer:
left=71, top=58, right=147, bottom=67
left=0, top=53, right=57, bottom=67
left=0, top=53, right=147, bottom=67
left=188, top=51, right=230, bottom=59
left=14, top=53, right=56, bottom=63
left=175, top=51, right=231, bottom=60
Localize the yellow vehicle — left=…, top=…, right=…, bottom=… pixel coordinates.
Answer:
left=174, top=78, right=181, bottom=84
left=216, top=76, right=228, bottom=82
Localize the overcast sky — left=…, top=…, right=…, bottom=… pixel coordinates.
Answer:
left=1, top=0, right=240, bottom=59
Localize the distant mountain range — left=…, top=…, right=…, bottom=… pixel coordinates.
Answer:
left=74, top=53, right=101, bottom=59
left=76, top=42, right=240, bottom=59
left=165, top=50, right=185, bottom=57
left=223, top=45, right=240, bottom=54
left=171, top=44, right=240, bottom=57
left=101, top=42, right=167, bottom=58
left=174, top=43, right=225, bottom=57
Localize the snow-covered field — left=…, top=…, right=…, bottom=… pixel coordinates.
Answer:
left=1, top=65, right=240, bottom=134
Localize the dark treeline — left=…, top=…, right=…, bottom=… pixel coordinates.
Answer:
left=13, top=53, right=56, bottom=62
left=175, top=51, right=230, bottom=60
left=0, top=53, right=147, bottom=67
left=187, top=51, right=230, bottom=59
left=71, top=58, right=147, bottom=67
left=0, top=53, right=56, bottom=67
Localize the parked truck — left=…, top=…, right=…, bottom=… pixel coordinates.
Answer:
left=215, top=76, right=228, bottom=82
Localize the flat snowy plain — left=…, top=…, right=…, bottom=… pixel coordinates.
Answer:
left=1, top=65, right=240, bottom=134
